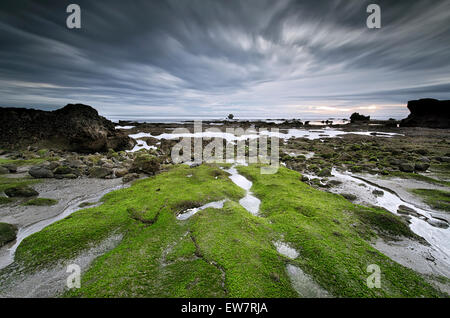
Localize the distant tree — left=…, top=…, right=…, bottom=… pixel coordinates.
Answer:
left=227, top=114, right=234, bottom=120
left=350, top=112, right=370, bottom=123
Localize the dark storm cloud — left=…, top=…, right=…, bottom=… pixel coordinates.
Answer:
left=0, top=0, right=449, bottom=118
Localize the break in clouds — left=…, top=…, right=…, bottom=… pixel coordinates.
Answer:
left=0, top=0, right=449, bottom=119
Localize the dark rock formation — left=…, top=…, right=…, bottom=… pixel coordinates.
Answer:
left=29, top=166, right=54, bottom=178
left=350, top=113, right=370, bottom=123
left=400, top=99, right=450, bottom=128
left=4, top=186, right=39, bottom=197
left=0, top=222, right=18, bottom=247
left=0, top=104, right=134, bottom=152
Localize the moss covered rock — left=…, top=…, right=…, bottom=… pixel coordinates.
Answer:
left=4, top=186, right=38, bottom=197
left=130, top=154, right=160, bottom=175
left=0, top=222, right=17, bottom=247
left=88, top=167, right=112, bottom=178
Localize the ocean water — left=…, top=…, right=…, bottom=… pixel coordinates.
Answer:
left=105, top=114, right=402, bottom=124
left=107, top=116, right=353, bottom=124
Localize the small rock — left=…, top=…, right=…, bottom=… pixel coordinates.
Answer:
left=399, top=162, right=414, bottom=173
left=63, top=159, right=84, bottom=168
left=425, top=253, right=436, bottom=262
left=89, top=167, right=112, bottom=178
left=57, top=173, right=78, bottom=179
left=426, top=218, right=449, bottom=229
left=397, top=205, right=420, bottom=218
left=2, top=164, right=17, bottom=173
left=0, top=222, right=18, bottom=247
left=341, top=193, right=357, bottom=201
left=318, top=168, right=332, bottom=177
left=414, top=162, right=430, bottom=172
left=53, top=165, right=74, bottom=175
left=29, top=166, right=54, bottom=178
left=102, top=162, right=115, bottom=169
left=4, top=186, right=39, bottom=198
left=372, top=189, right=384, bottom=197
left=45, top=161, right=60, bottom=171
left=122, top=173, right=140, bottom=183
left=327, top=180, right=342, bottom=187
left=114, top=168, right=129, bottom=178
left=0, top=166, right=9, bottom=174
left=418, top=157, right=431, bottom=163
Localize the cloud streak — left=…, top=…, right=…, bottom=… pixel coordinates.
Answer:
left=0, top=0, right=449, bottom=119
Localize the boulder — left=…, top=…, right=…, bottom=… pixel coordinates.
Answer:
left=400, top=99, right=450, bottom=128
left=4, top=186, right=38, bottom=197
left=114, top=168, right=129, bottom=178
left=130, top=155, right=160, bottom=175
left=29, top=166, right=54, bottom=178
left=2, top=164, right=17, bottom=173
left=0, top=166, right=9, bottom=174
left=414, top=162, right=430, bottom=172
left=399, top=162, right=414, bottom=173
left=89, top=166, right=112, bottom=178
left=0, top=104, right=134, bottom=152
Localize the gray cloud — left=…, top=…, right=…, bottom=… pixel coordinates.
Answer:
left=0, top=0, right=449, bottom=119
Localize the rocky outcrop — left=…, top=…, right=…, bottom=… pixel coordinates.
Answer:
left=350, top=113, right=370, bottom=123
left=0, top=104, right=134, bottom=153
left=400, top=99, right=450, bottom=128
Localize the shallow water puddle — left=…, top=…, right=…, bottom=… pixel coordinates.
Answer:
left=0, top=184, right=126, bottom=270
left=330, top=169, right=450, bottom=272
left=274, top=241, right=299, bottom=259
left=0, top=234, right=123, bottom=297
left=176, top=200, right=227, bottom=220
left=126, top=139, right=157, bottom=153
left=128, top=128, right=402, bottom=143
left=224, top=165, right=261, bottom=216
left=286, top=264, right=330, bottom=298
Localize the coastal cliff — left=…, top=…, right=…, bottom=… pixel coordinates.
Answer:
left=0, top=104, right=134, bottom=152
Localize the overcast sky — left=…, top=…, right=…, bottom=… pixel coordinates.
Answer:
left=1, top=0, right=449, bottom=119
